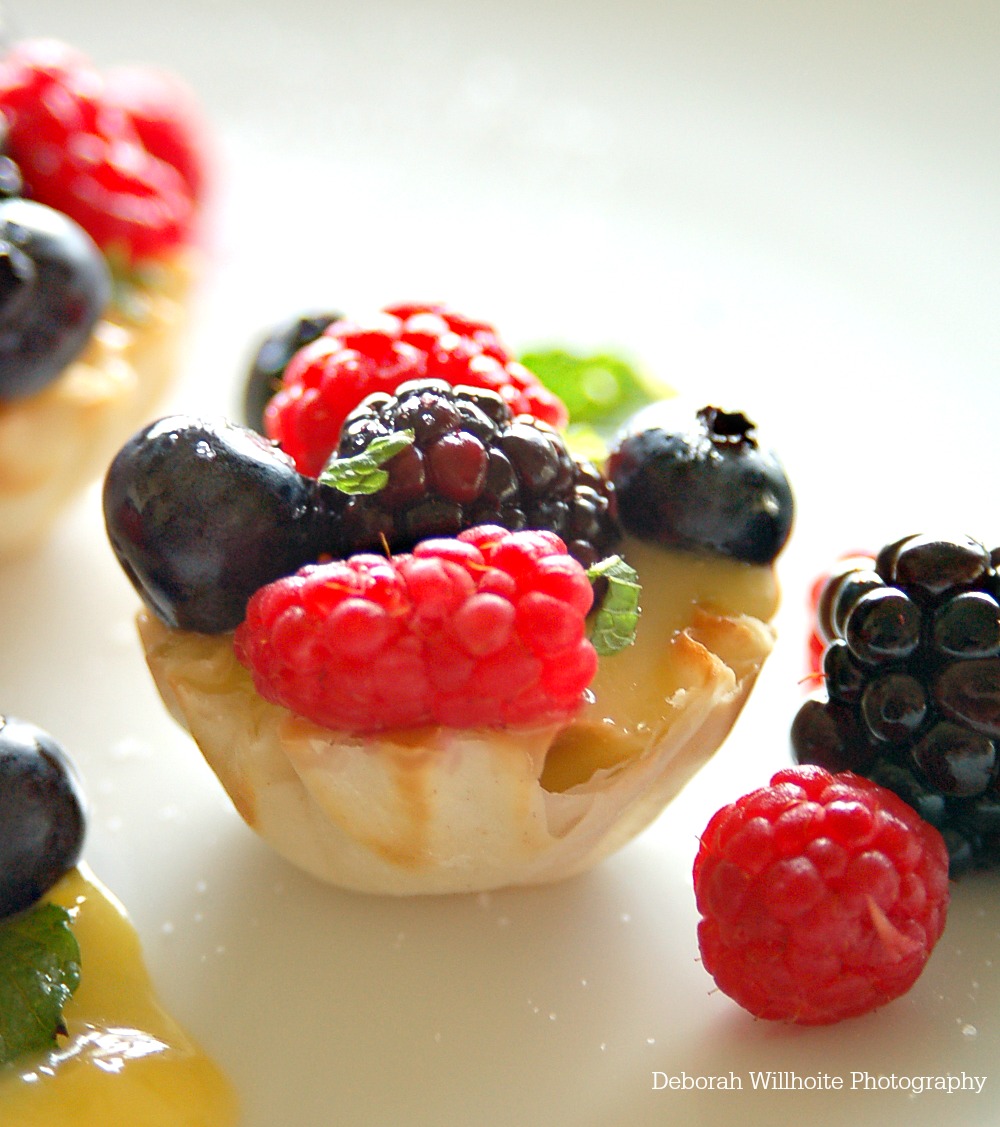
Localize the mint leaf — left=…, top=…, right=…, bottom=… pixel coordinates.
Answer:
left=0, top=902, right=81, bottom=1066
left=587, top=555, right=641, bottom=655
left=318, top=430, right=415, bottom=495
left=520, top=348, right=657, bottom=429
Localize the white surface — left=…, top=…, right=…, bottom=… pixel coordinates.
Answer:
left=5, top=2, right=1000, bottom=1124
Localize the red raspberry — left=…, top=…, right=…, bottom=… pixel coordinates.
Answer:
left=0, top=39, right=200, bottom=264
left=693, top=765, right=950, bottom=1025
left=233, top=525, right=597, bottom=732
left=103, top=63, right=210, bottom=202
left=264, top=303, right=568, bottom=477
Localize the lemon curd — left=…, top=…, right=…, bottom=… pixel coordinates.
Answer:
left=541, top=536, right=779, bottom=791
left=0, top=863, right=237, bottom=1126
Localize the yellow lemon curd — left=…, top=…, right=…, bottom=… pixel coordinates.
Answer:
left=0, top=863, right=237, bottom=1126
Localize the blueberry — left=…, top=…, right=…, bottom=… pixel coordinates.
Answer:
left=0, top=716, right=86, bottom=920
left=243, top=311, right=341, bottom=433
left=103, top=415, right=326, bottom=633
left=0, top=197, right=110, bottom=400
left=605, top=402, right=794, bottom=564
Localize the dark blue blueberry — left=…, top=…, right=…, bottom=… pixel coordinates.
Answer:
left=0, top=716, right=86, bottom=920
left=605, top=402, right=793, bottom=564
left=103, top=415, right=327, bottom=633
left=0, top=197, right=110, bottom=400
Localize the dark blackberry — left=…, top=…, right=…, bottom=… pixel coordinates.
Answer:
left=318, top=379, right=619, bottom=567
left=793, top=532, right=1000, bottom=873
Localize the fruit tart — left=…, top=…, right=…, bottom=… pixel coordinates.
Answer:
left=0, top=714, right=237, bottom=1125
left=104, top=302, right=793, bottom=895
left=0, top=38, right=208, bottom=557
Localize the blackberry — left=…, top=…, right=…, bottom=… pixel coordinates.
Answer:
left=793, top=532, right=1000, bottom=874
left=317, top=379, right=619, bottom=567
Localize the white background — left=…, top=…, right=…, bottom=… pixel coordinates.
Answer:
left=5, top=2, right=1000, bottom=1124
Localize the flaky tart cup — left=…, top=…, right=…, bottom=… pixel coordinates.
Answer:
left=136, top=538, right=778, bottom=895
left=0, top=253, right=196, bottom=559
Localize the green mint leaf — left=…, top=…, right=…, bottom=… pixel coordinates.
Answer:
left=587, top=555, right=641, bottom=655
left=0, top=902, right=81, bottom=1066
left=318, top=430, right=415, bottom=495
left=520, top=348, right=657, bottom=429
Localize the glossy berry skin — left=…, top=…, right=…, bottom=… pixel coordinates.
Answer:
left=694, top=766, right=949, bottom=1025
left=0, top=196, right=111, bottom=399
left=0, top=38, right=198, bottom=263
left=323, top=379, right=619, bottom=567
left=243, top=311, right=342, bottom=433
left=0, top=715, right=87, bottom=921
left=794, top=533, right=1000, bottom=872
left=234, top=526, right=597, bottom=733
left=605, top=401, right=793, bottom=564
left=103, top=415, right=324, bottom=634
left=264, top=302, right=568, bottom=478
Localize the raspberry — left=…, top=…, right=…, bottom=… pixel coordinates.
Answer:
left=318, top=379, right=619, bottom=567
left=263, top=302, right=568, bottom=477
left=693, top=765, right=950, bottom=1025
left=232, top=526, right=597, bottom=733
left=0, top=39, right=199, bottom=263
left=102, top=63, right=210, bottom=202
left=794, top=534, right=1000, bottom=873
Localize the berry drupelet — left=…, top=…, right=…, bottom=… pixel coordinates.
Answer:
left=793, top=533, right=1000, bottom=873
